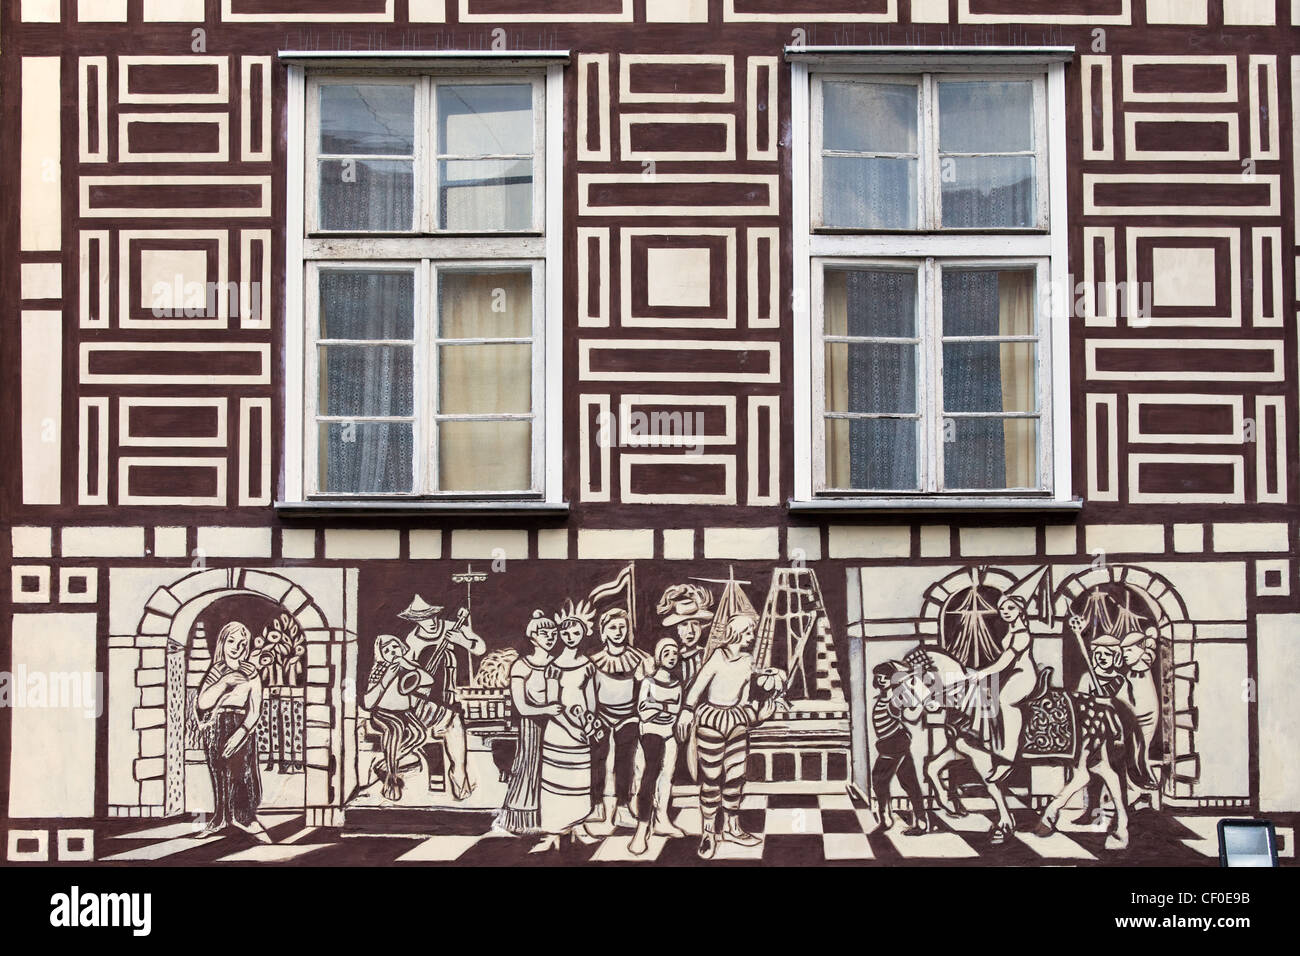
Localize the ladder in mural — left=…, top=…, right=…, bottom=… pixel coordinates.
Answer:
left=756, top=567, right=844, bottom=704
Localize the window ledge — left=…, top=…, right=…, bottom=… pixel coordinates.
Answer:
left=788, top=496, right=1083, bottom=515
left=275, top=500, right=570, bottom=518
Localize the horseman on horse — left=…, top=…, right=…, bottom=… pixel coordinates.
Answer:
left=890, top=592, right=1161, bottom=849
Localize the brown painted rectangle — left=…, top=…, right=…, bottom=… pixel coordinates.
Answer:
left=628, top=121, right=729, bottom=154
left=626, top=458, right=730, bottom=497
left=85, top=347, right=265, bottom=379
left=588, top=345, right=772, bottom=377
left=126, top=404, right=223, bottom=442
left=627, top=63, right=728, bottom=97
left=1132, top=120, right=1231, bottom=154
left=1135, top=460, right=1238, bottom=496
left=125, top=462, right=222, bottom=500
left=125, top=120, right=223, bottom=155
left=1136, top=404, right=1236, bottom=437
left=228, top=0, right=389, bottom=12
left=87, top=182, right=264, bottom=211
left=1093, top=346, right=1275, bottom=375
left=1131, top=64, right=1230, bottom=97
left=1093, top=181, right=1272, bottom=208
left=586, top=179, right=770, bottom=209
left=970, top=0, right=1124, bottom=12
left=127, top=63, right=223, bottom=98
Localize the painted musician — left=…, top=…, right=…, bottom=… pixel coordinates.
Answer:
left=399, top=594, right=487, bottom=801
left=1069, top=620, right=1125, bottom=826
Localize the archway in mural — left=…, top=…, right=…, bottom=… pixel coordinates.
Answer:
left=131, top=568, right=330, bottom=818
left=1054, top=565, right=1197, bottom=800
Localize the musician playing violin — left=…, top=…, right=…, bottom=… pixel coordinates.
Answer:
left=398, top=594, right=487, bottom=801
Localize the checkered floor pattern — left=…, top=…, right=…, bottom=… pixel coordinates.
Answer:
left=81, top=793, right=1258, bottom=866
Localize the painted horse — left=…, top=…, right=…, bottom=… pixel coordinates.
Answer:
left=893, top=646, right=1159, bottom=849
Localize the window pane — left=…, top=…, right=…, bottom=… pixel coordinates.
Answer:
left=439, top=344, right=531, bottom=415
left=826, top=343, right=917, bottom=414
left=439, top=420, right=532, bottom=491
left=319, top=159, right=414, bottom=231
left=938, top=81, right=1034, bottom=154
left=944, top=417, right=1038, bottom=489
left=822, top=157, right=917, bottom=229
left=439, top=159, right=533, bottom=230
left=319, top=421, right=413, bottom=494
left=826, top=417, right=918, bottom=491
left=319, top=84, right=414, bottom=155
left=823, top=81, right=917, bottom=154
left=825, top=268, right=917, bottom=337
left=942, top=269, right=1036, bottom=337
left=942, top=343, right=1036, bottom=413
left=438, top=84, right=533, bottom=156
left=439, top=270, right=532, bottom=339
left=319, top=345, right=414, bottom=417
left=319, top=270, right=415, bottom=339
left=940, top=156, right=1035, bottom=228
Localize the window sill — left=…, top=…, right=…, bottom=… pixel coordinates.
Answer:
left=274, top=499, right=570, bottom=518
left=787, top=496, right=1083, bottom=515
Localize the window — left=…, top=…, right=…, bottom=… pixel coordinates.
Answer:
left=792, top=52, right=1071, bottom=503
left=284, top=57, right=564, bottom=505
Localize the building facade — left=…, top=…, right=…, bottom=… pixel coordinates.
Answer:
left=2, top=0, right=1299, bottom=866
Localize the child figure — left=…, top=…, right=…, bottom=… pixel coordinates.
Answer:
left=629, top=638, right=685, bottom=855
left=869, top=660, right=929, bottom=835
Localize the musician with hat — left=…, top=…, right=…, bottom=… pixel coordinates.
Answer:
left=1068, top=620, right=1125, bottom=826
left=398, top=594, right=487, bottom=801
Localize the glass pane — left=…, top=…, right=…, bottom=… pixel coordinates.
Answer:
left=318, top=345, right=414, bottom=417
left=942, top=269, right=1036, bottom=337
left=938, top=81, right=1034, bottom=154
left=826, top=417, right=918, bottom=491
left=439, top=420, right=532, bottom=492
left=825, top=268, right=917, bottom=337
left=439, top=159, right=533, bottom=230
left=438, top=84, right=533, bottom=156
left=944, top=417, right=1038, bottom=489
left=319, top=159, right=414, bottom=231
left=826, top=343, right=917, bottom=414
left=319, top=84, right=415, bottom=155
left=319, top=421, right=413, bottom=494
left=823, top=81, right=917, bottom=154
left=822, top=157, right=917, bottom=229
left=439, top=343, right=531, bottom=415
left=319, top=270, right=414, bottom=339
left=439, top=270, right=532, bottom=339
left=943, top=343, right=1036, bottom=413
left=940, top=156, right=1036, bottom=229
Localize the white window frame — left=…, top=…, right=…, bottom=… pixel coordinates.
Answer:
left=791, top=50, right=1071, bottom=506
left=812, top=256, right=1052, bottom=494
left=283, top=56, right=565, bottom=505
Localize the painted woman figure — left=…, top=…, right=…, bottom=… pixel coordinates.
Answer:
left=495, top=611, right=565, bottom=835
left=194, top=621, right=271, bottom=843
left=966, top=595, right=1039, bottom=783
left=534, top=600, right=601, bottom=850
left=364, top=633, right=432, bottom=801
left=1120, top=627, right=1162, bottom=809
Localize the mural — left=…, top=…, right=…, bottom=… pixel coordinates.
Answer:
left=3, top=1, right=1298, bottom=871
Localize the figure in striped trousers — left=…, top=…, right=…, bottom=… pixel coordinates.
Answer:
left=676, top=613, right=777, bottom=859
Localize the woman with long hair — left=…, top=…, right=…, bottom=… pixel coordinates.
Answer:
left=534, top=599, right=601, bottom=851
left=364, top=633, right=432, bottom=801
left=194, top=621, right=271, bottom=843
left=495, top=611, right=565, bottom=835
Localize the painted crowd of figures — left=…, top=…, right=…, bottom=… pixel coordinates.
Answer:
left=871, top=588, right=1163, bottom=849
left=494, top=583, right=786, bottom=859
